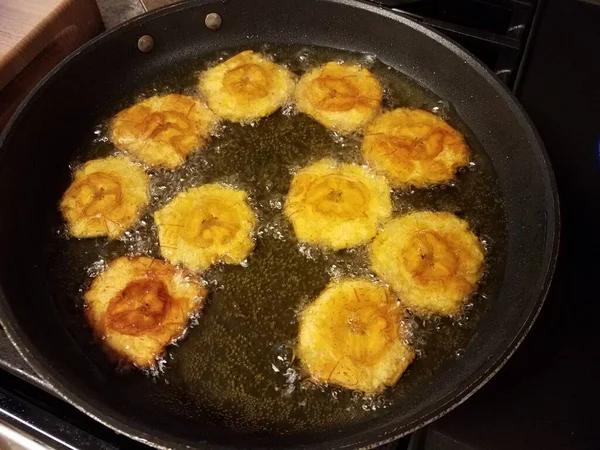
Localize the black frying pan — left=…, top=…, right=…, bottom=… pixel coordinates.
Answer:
left=0, top=0, right=558, bottom=448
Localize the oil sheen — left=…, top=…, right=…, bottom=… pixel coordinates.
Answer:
left=45, top=44, right=506, bottom=439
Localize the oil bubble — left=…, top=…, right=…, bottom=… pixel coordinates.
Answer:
left=272, top=343, right=295, bottom=371
left=432, top=99, right=451, bottom=117
left=358, top=53, right=377, bottom=68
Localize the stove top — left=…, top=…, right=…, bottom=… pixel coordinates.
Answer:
left=2, top=0, right=599, bottom=448
left=387, top=0, right=538, bottom=90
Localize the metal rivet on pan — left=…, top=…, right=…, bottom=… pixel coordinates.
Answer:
left=205, top=13, right=222, bottom=30
left=137, top=35, right=154, bottom=53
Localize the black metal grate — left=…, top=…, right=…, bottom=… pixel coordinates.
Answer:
left=385, top=0, right=538, bottom=89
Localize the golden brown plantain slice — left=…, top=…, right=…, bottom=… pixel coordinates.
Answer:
left=362, top=108, right=470, bottom=188
left=295, top=62, right=383, bottom=134
left=85, top=256, right=207, bottom=368
left=111, top=94, right=217, bottom=169
left=60, top=156, right=149, bottom=239
left=297, top=278, right=414, bottom=394
left=154, top=184, right=257, bottom=271
left=370, top=211, right=484, bottom=316
left=198, top=50, right=295, bottom=123
left=285, top=159, right=392, bottom=250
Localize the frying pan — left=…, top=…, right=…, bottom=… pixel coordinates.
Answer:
left=0, top=0, right=559, bottom=448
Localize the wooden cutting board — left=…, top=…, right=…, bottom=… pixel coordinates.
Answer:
left=0, top=0, right=104, bottom=129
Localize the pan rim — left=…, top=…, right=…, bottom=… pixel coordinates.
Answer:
left=0, top=0, right=560, bottom=448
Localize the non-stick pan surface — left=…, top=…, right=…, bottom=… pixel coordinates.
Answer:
left=0, top=0, right=558, bottom=448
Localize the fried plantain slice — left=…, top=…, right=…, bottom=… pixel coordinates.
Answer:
left=295, top=62, right=383, bottom=134
left=111, top=94, right=217, bottom=169
left=154, top=184, right=257, bottom=271
left=60, top=156, right=149, bottom=239
left=370, top=211, right=484, bottom=316
left=85, top=256, right=207, bottom=368
left=362, top=108, right=470, bottom=188
left=297, top=278, right=414, bottom=394
left=285, top=159, right=392, bottom=250
left=199, top=50, right=295, bottom=123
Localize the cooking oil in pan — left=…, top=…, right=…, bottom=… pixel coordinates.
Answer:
left=45, top=44, right=506, bottom=438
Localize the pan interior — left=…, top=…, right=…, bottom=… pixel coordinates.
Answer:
left=41, top=44, right=506, bottom=442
